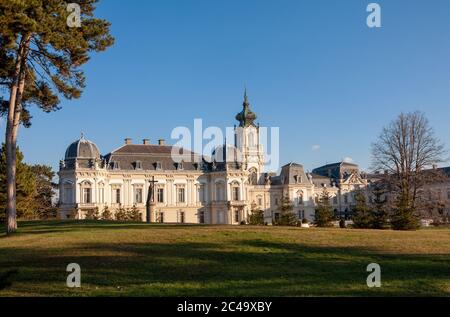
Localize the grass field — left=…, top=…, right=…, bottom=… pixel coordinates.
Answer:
left=0, top=221, right=449, bottom=297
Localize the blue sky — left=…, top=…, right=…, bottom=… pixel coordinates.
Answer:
left=5, top=0, right=450, bottom=173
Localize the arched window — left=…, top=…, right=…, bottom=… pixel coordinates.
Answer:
left=248, top=131, right=255, bottom=148
left=215, top=182, right=225, bottom=201
left=80, top=181, right=92, bottom=204
left=231, top=182, right=240, bottom=201
left=248, top=168, right=258, bottom=185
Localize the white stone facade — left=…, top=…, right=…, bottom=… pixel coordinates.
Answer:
left=58, top=95, right=369, bottom=224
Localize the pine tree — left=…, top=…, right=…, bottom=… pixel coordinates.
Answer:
left=0, top=1, right=114, bottom=234
left=277, top=196, right=297, bottom=226
left=30, top=164, right=57, bottom=219
left=370, top=183, right=389, bottom=229
left=390, top=191, right=420, bottom=230
left=352, top=190, right=372, bottom=229
left=315, top=189, right=334, bottom=227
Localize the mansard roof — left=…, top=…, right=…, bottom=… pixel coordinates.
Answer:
left=279, top=162, right=310, bottom=185
left=312, top=161, right=360, bottom=180
left=104, top=144, right=204, bottom=171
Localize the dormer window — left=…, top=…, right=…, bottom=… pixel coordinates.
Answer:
left=155, top=161, right=162, bottom=170
left=113, top=161, right=120, bottom=170
left=177, top=162, right=184, bottom=170
left=135, top=161, right=142, bottom=170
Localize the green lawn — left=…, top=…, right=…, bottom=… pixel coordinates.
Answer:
left=0, top=221, right=449, bottom=297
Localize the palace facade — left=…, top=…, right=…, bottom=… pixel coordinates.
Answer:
left=58, top=93, right=369, bottom=224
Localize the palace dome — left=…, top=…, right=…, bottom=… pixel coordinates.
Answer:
left=65, top=135, right=101, bottom=159
left=212, top=144, right=243, bottom=163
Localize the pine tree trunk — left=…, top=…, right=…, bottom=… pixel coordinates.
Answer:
left=5, top=35, right=30, bottom=235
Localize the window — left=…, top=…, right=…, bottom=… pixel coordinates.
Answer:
left=249, top=168, right=258, bottom=185
left=333, top=196, right=338, bottom=205
left=199, top=211, right=205, bottom=224
left=447, top=188, right=450, bottom=200
left=64, top=185, right=73, bottom=204
left=83, top=188, right=91, bottom=204
left=216, top=183, right=225, bottom=201
left=135, top=161, right=142, bottom=170
left=113, top=161, right=120, bottom=170
left=114, top=188, right=121, bottom=204
left=275, top=198, right=279, bottom=206
left=179, top=211, right=185, bottom=223
left=156, top=161, right=162, bottom=170
left=157, top=188, right=164, bottom=203
left=298, top=210, right=305, bottom=219
left=232, top=185, right=240, bottom=201
left=177, top=162, right=184, bottom=170
left=257, top=196, right=263, bottom=206
left=234, top=210, right=239, bottom=223
left=134, top=188, right=143, bottom=204
left=297, top=191, right=303, bottom=205
left=178, top=187, right=185, bottom=203
left=198, top=185, right=205, bottom=203
left=344, top=194, right=348, bottom=204
left=274, top=212, right=280, bottom=222
left=248, top=132, right=255, bottom=148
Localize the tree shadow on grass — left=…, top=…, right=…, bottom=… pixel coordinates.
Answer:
left=0, top=220, right=214, bottom=238
left=0, top=237, right=449, bottom=297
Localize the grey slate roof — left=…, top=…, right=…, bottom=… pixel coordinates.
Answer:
left=312, top=162, right=360, bottom=181
left=279, top=162, right=310, bottom=185
left=103, top=144, right=205, bottom=171
left=65, top=137, right=100, bottom=159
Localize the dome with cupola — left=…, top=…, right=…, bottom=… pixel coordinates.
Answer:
left=64, top=134, right=101, bottom=160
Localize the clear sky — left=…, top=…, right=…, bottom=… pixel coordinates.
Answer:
left=4, top=0, right=450, bottom=173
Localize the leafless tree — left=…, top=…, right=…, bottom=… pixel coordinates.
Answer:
left=371, top=112, right=447, bottom=228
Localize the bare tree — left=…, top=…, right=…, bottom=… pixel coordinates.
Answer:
left=371, top=112, right=446, bottom=229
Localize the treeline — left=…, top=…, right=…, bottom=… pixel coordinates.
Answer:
left=248, top=184, right=449, bottom=230
left=0, top=144, right=56, bottom=221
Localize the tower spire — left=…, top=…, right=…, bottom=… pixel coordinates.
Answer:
left=235, top=88, right=257, bottom=127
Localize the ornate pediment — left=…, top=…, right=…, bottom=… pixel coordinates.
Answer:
left=342, top=172, right=365, bottom=185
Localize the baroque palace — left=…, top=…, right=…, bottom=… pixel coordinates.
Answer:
left=58, top=93, right=369, bottom=224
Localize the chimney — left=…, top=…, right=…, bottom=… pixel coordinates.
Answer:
left=158, top=139, right=165, bottom=146
left=143, top=139, right=150, bottom=145
left=125, top=138, right=132, bottom=145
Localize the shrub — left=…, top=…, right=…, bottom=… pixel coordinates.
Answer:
left=101, top=206, right=113, bottom=220
left=115, top=205, right=128, bottom=221
left=339, top=219, right=346, bottom=228
left=248, top=209, right=265, bottom=225
left=128, top=205, right=142, bottom=222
